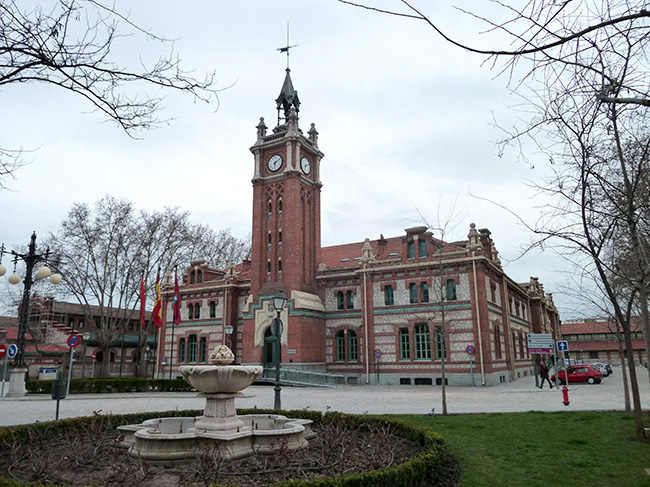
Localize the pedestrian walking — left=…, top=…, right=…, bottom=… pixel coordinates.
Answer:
left=539, top=362, right=553, bottom=389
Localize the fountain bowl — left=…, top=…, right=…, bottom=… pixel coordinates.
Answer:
left=179, top=365, right=263, bottom=394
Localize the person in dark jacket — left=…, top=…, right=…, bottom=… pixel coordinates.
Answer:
left=539, top=362, right=553, bottom=389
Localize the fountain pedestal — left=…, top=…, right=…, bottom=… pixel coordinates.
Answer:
left=194, top=393, right=245, bottom=432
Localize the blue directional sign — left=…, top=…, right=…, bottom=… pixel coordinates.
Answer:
left=7, top=344, right=18, bottom=358
left=557, top=340, right=569, bottom=352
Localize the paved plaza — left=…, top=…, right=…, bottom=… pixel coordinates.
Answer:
left=0, top=367, right=648, bottom=427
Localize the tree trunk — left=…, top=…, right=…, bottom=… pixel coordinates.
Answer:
left=617, top=337, right=631, bottom=413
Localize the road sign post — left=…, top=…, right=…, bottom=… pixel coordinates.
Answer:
left=466, top=346, right=475, bottom=387
left=0, top=344, right=6, bottom=397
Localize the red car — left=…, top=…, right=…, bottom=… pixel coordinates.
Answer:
left=552, top=365, right=603, bottom=384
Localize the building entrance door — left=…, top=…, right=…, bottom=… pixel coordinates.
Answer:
left=263, top=327, right=276, bottom=368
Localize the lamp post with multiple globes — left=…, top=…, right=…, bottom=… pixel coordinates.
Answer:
left=0, top=233, right=62, bottom=396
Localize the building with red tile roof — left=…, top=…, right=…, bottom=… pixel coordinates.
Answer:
left=561, top=318, right=646, bottom=365
left=157, top=69, right=561, bottom=386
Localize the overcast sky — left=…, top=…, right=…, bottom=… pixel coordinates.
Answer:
left=0, top=1, right=585, bottom=317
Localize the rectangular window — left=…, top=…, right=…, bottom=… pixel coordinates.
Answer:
left=349, top=331, right=358, bottom=362
left=179, top=338, right=186, bottom=363
left=195, top=303, right=201, bottom=319
left=337, top=291, right=345, bottom=310
left=384, top=285, right=394, bottom=305
left=188, top=304, right=194, bottom=320
left=419, top=240, right=427, bottom=257
left=445, top=279, right=457, bottom=301
left=188, top=334, right=198, bottom=362
left=409, top=283, right=418, bottom=304
left=407, top=241, right=416, bottom=258
left=399, top=328, right=411, bottom=360
left=415, top=323, right=431, bottom=360
left=434, top=325, right=446, bottom=360
left=346, top=290, right=354, bottom=309
left=421, top=283, right=429, bottom=303
left=336, top=332, right=345, bottom=361
left=210, top=302, right=216, bottom=318
left=200, top=337, right=207, bottom=362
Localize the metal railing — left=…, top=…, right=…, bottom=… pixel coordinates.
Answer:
left=261, top=367, right=345, bottom=388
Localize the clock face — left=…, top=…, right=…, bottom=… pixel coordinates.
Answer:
left=268, top=154, right=283, bottom=172
left=300, top=157, right=311, bottom=175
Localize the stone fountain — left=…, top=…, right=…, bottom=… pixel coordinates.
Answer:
left=118, top=345, right=314, bottom=461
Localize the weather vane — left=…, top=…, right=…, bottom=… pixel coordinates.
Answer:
left=277, top=23, right=298, bottom=69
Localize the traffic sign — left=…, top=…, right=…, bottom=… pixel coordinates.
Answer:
left=7, top=344, right=18, bottom=358
left=557, top=340, right=569, bottom=352
left=527, top=333, right=554, bottom=354
left=67, top=334, right=81, bottom=348
left=91, top=352, right=97, bottom=360
left=374, top=348, right=381, bottom=357
left=466, top=345, right=475, bottom=355
left=0, top=344, right=6, bottom=358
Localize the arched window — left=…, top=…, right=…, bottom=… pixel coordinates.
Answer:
left=278, top=199, right=283, bottom=212
left=278, top=231, right=283, bottom=243
left=268, top=200, right=272, bottom=213
left=188, top=334, right=198, bottom=362
left=384, top=285, right=394, bottom=306
left=336, top=330, right=345, bottom=361
left=445, top=279, right=457, bottom=301
left=179, top=338, right=186, bottom=363
left=200, top=337, right=207, bottom=362
left=278, top=259, right=282, bottom=272
left=197, top=270, right=203, bottom=283
left=420, top=283, right=429, bottom=303
left=348, top=331, right=358, bottom=361
left=337, top=291, right=345, bottom=310
left=188, top=304, right=194, bottom=320
left=419, top=239, right=427, bottom=257
left=399, top=328, right=411, bottom=360
left=414, top=323, right=431, bottom=360
left=267, top=261, right=271, bottom=273
left=494, top=325, right=502, bottom=359
left=268, top=233, right=272, bottom=244
left=190, top=272, right=195, bottom=285
left=409, top=283, right=418, bottom=304
left=195, top=303, right=201, bottom=319
left=434, top=326, right=446, bottom=360
left=346, top=290, right=354, bottom=309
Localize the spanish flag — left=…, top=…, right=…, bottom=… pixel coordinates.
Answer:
left=152, top=273, right=162, bottom=328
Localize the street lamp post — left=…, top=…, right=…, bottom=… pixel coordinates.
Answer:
left=271, top=291, right=287, bottom=411
left=81, top=332, right=91, bottom=378
left=0, top=233, right=62, bottom=396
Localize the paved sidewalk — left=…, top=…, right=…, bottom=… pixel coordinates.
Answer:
left=0, top=367, right=648, bottom=426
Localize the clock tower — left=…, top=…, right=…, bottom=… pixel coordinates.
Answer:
left=249, top=67, right=323, bottom=297
left=242, top=67, right=326, bottom=367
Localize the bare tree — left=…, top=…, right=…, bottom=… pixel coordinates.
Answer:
left=0, top=0, right=221, bottom=186
left=47, top=195, right=248, bottom=376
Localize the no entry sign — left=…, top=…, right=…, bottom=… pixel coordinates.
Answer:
left=0, top=344, right=6, bottom=358
left=67, top=334, right=81, bottom=348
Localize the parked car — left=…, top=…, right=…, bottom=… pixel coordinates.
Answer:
left=552, top=365, right=604, bottom=384
left=591, top=362, right=612, bottom=376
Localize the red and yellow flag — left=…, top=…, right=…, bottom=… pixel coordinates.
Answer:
left=152, top=273, right=162, bottom=328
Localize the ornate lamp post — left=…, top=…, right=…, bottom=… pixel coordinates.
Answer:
left=271, top=291, right=287, bottom=410
left=0, top=233, right=62, bottom=396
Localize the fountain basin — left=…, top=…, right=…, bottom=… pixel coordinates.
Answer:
left=179, top=365, right=263, bottom=393
left=118, top=414, right=315, bottom=461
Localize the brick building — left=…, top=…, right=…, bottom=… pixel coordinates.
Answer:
left=156, top=68, right=561, bottom=386
left=561, top=318, right=646, bottom=366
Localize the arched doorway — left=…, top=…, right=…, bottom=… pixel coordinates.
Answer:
left=263, top=327, right=277, bottom=368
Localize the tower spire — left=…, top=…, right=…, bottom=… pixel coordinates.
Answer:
left=275, top=24, right=300, bottom=125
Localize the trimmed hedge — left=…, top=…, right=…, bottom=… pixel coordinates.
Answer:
left=25, top=377, right=192, bottom=395
left=0, top=409, right=447, bottom=487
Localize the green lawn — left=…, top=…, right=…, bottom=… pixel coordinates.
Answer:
left=395, top=411, right=650, bottom=487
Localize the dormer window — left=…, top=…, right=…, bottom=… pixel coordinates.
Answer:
left=190, top=272, right=195, bottom=285
left=419, top=240, right=427, bottom=257
left=407, top=241, right=415, bottom=259
left=197, top=270, right=202, bottom=284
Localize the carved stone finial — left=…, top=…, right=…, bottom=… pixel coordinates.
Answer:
left=225, top=260, right=237, bottom=280
left=308, top=123, right=319, bottom=145
left=209, top=345, right=235, bottom=365
left=162, top=268, right=172, bottom=290
left=466, top=223, right=483, bottom=251
left=256, top=117, right=267, bottom=139
left=361, top=238, right=376, bottom=264
left=287, top=107, right=299, bottom=134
